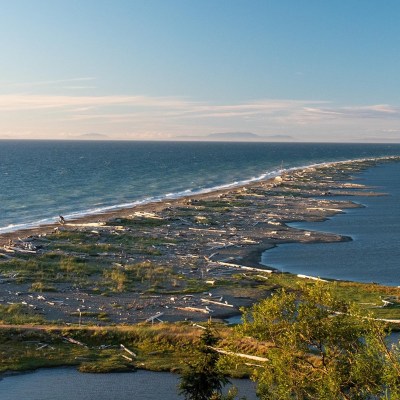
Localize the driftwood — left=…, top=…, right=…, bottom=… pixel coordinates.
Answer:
left=188, top=227, right=227, bottom=234
left=36, top=343, right=55, bottom=350
left=297, top=274, right=328, bottom=282
left=132, top=211, right=162, bottom=219
left=210, top=347, right=269, bottom=362
left=120, top=344, right=137, bottom=357
left=63, top=337, right=87, bottom=347
left=245, top=362, right=264, bottom=368
left=175, top=306, right=209, bottom=314
left=200, top=298, right=234, bottom=308
left=145, top=312, right=164, bottom=323
left=192, top=323, right=207, bottom=330
left=215, top=261, right=274, bottom=274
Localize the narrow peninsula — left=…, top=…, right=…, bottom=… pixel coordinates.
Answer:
left=0, top=156, right=399, bottom=374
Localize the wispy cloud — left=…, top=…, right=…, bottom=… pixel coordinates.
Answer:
left=3, top=93, right=399, bottom=123
left=0, top=94, right=192, bottom=111
left=0, top=92, right=399, bottom=142
left=302, top=104, right=400, bottom=119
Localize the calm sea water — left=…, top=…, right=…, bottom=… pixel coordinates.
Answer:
left=261, top=162, right=400, bottom=286
left=0, top=369, right=257, bottom=400
left=1, top=140, right=400, bottom=234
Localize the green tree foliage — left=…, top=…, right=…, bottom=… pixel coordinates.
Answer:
left=239, top=283, right=400, bottom=400
left=179, top=323, right=229, bottom=400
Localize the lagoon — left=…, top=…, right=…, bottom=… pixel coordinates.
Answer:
left=0, top=368, right=257, bottom=400
left=261, top=162, right=400, bottom=286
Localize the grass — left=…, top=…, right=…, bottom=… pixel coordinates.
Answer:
left=0, top=273, right=399, bottom=376
left=0, top=304, right=45, bottom=325
left=0, top=253, right=98, bottom=287
left=78, top=352, right=135, bottom=373
left=43, top=229, right=169, bottom=257
left=100, top=261, right=177, bottom=292
left=0, top=322, right=262, bottom=377
left=30, top=281, right=57, bottom=292
left=0, top=323, right=208, bottom=373
left=108, top=217, right=168, bottom=228
left=254, top=273, right=400, bottom=321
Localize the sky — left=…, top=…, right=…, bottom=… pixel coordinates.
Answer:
left=1, top=0, right=400, bottom=142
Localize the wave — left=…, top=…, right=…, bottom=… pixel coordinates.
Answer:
left=1, top=155, right=398, bottom=235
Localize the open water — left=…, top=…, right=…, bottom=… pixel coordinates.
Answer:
left=1, top=141, right=399, bottom=234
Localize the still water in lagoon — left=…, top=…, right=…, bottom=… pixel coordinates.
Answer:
left=262, top=162, right=400, bottom=286
left=0, top=368, right=257, bottom=400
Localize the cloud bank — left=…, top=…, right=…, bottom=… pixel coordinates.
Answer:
left=0, top=92, right=399, bottom=142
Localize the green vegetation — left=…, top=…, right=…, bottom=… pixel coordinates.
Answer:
left=108, top=217, right=168, bottom=227
left=179, top=323, right=232, bottom=400
left=30, top=281, right=57, bottom=292
left=0, top=304, right=45, bottom=325
left=0, top=324, right=207, bottom=374
left=0, top=253, right=97, bottom=288
left=237, top=282, right=400, bottom=399
left=1, top=157, right=400, bottom=400
left=255, top=273, right=400, bottom=321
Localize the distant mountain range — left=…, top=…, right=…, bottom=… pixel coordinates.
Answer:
left=75, top=133, right=110, bottom=139
left=174, top=132, right=294, bottom=141
left=71, top=131, right=294, bottom=142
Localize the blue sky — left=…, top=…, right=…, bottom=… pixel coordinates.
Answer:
left=1, top=0, right=400, bottom=142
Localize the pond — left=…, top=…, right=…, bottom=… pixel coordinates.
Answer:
left=0, top=368, right=257, bottom=400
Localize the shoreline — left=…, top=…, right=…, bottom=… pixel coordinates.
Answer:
left=0, top=155, right=399, bottom=326
left=1, top=155, right=398, bottom=246
left=1, top=156, right=400, bottom=376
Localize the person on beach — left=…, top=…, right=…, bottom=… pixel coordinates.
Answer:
left=59, top=215, right=66, bottom=225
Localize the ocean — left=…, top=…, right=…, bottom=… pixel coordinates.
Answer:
left=1, top=140, right=400, bottom=235
left=1, top=140, right=400, bottom=284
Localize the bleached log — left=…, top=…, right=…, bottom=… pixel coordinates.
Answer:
left=132, top=211, right=163, bottom=219
left=65, top=222, right=106, bottom=227
left=215, top=261, right=274, bottom=274
left=145, top=312, right=164, bottom=323
left=210, top=347, right=269, bottom=362
left=175, top=306, right=209, bottom=314
left=120, top=344, right=137, bottom=357
left=245, top=363, right=264, bottom=368
left=297, top=274, right=328, bottom=282
left=200, top=298, right=234, bottom=308
left=64, top=337, right=87, bottom=347
left=192, top=323, right=207, bottom=330
left=189, top=227, right=227, bottom=234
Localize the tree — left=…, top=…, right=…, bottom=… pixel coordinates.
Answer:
left=179, top=322, right=230, bottom=400
left=238, top=283, right=400, bottom=400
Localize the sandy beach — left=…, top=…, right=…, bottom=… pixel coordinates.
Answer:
left=1, top=156, right=391, bottom=246
left=0, top=156, right=398, bottom=325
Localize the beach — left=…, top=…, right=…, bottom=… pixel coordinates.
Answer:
left=1, top=156, right=399, bottom=325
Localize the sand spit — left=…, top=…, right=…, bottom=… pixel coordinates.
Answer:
left=0, top=156, right=399, bottom=325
